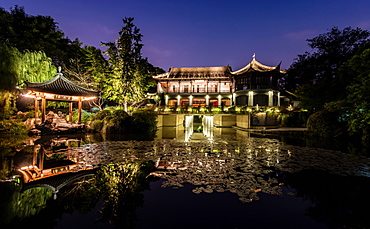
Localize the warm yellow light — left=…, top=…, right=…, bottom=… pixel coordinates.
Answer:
left=82, top=96, right=97, bottom=101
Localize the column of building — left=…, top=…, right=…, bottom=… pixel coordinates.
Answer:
left=248, top=91, right=254, bottom=106
left=268, top=91, right=273, bottom=107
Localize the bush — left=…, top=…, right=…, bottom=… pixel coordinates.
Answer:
left=72, top=109, right=94, bottom=123
left=103, top=115, right=132, bottom=134
left=91, top=108, right=157, bottom=138
left=132, top=110, right=157, bottom=136
left=95, top=109, right=112, bottom=120
left=89, top=119, right=104, bottom=132
left=307, top=109, right=344, bottom=137
left=0, top=120, right=28, bottom=134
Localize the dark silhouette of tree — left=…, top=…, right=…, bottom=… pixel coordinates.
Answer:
left=281, top=26, right=370, bottom=111
left=0, top=42, right=19, bottom=91
left=0, top=5, right=81, bottom=66
left=340, top=45, right=370, bottom=144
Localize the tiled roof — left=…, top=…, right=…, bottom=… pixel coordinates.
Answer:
left=152, top=58, right=285, bottom=81
left=231, top=59, right=281, bottom=75
left=25, top=73, right=100, bottom=97
left=153, top=66, right=232, bottom=80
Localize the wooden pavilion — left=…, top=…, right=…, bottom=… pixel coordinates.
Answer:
left=23, top=69, right=100, bottom=123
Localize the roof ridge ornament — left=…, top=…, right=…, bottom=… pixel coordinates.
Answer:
left=252, top=53, right=256, bottom=61
left=58, top=66, right=62, bottom=73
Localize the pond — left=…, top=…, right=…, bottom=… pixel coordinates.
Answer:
left=1, top=125, right=370, bottom=229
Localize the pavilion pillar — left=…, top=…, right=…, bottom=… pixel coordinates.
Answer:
left=230, top=95, right=234, bottom=106
left=248, top=91, right=254, bottom=106
left=165, top=95, right=169, bottom=106
left=206, top=95, right=209, bottom=106
left=177, top=95, right=181, bottom=106
left=39, top=146, right=44, bottom=170
left=41, top=97, right=46, bottom=122
left=69, top=102, right=73, bottom=123
left=32, top=145, right=38, bottom=166
left=268, top=91, right=273, bottom=107
left=189, top=95, right=193, bottom=106
left=277, top=92, right=281, bottom=107
left=78, top=99, right=82, bottom=123
left=218, top=95, right=221, bottom=107
left=34, top=99, right=39, bottom=120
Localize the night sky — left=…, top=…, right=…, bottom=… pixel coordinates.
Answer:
left=2, top=0, right=370, bottom=71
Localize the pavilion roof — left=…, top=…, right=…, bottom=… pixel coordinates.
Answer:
left=25, top=73, right=100, bottom=97
left=153, top=66, right=232, bottom=80
left=231, top=58, right=282, bottom=75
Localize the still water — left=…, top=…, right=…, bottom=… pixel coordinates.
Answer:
left=1, top=124, right=370, bottom=229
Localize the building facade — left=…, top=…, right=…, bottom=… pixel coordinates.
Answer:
left=153, top=57, right=286, bottom=108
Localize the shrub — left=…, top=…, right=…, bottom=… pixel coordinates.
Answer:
left=131, top=110, right=157, bottom=136
left=307, top=109, right=344, bottom=137
left=95, top=109, right=112, bottom=120
left=72, top=109, right=94, bottom=123
left=91, top=108, right=157, bottom=138
left=89, top=120, right=104, bottom=132
left=0, top=120, right=28, bottom=134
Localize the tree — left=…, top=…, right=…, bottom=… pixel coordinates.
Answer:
left=0, top=42, right=57, bottom=118
left=64, top=46, right=109, bottom=110
left=84, top=46, right=110, bottom=91
left=0, top=42, right=20, bottom=91
left=281, top=27, right=370, bottom=111
left=102, top=17, right=161, bottom=111
left=340, top=47, right=370, bottom=144
left=0, top=6, right=82, bottom=67
left=17, top=50, right=57, bottom=84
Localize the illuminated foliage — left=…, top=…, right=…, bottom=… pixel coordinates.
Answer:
left=94, top=161, right=154, bottom=227
left=102, top=17, right=163, bottom=110
left=0, top=42, right=56, bottom=118
left=17, top=50, right=57, bottom=85
left=89, top=108, right=158, bottom=139
left=0, top=184, right=52, bottom=225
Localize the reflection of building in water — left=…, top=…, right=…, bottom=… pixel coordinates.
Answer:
left=156, top=114, right=248, bottom=141
left=17, top=137, right=95, bottom=183
left=202, top=115, right=213, bottom=139
left=184, top=115, right=194, bottom=141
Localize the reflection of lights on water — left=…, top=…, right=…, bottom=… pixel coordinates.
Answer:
left=203, top=115, right=214, bottom=140
left=184, top=115, right=214, bottom=142
left=184, top=115, right=194, bottom=142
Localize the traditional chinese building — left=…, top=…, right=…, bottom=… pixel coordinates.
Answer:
left=23, top=68, right=100, bottom=123
left=153, top=56, right=286, bottom=108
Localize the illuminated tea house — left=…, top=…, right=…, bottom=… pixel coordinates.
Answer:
left=153, top=56, right=286, bottom=108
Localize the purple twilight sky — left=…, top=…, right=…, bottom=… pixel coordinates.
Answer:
left=2, top=0, right=370, bottom=71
